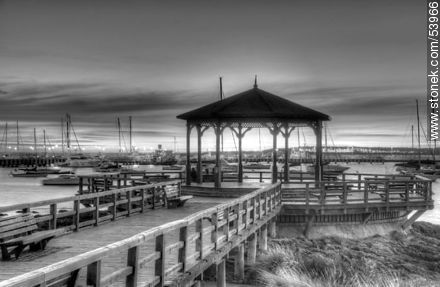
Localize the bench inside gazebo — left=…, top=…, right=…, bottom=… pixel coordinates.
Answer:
left=177, top=79, right=330, bottom=189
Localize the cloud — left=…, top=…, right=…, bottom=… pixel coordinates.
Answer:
left=0, top=78, right=212, bottom=121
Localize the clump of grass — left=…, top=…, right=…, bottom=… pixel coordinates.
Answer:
left=249, top=222, right=440, bottom=287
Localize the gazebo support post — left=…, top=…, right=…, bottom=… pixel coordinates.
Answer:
left=215, top=123, right=222, bottom=188
left=283, top=124, right=293, bottom=183
left=271, top=124, right=280, bottom=184
left=238, top=124, right=243, bottom=183
left=186, top=123, right=192, bottom=186
left=196, top=124, right=202, bottom=184
left=314, top=121, right=323, bottom=182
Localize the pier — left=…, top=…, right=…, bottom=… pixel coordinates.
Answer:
left=0, top=175, right=433, bottom=287
left=0, top=157, right=65, bottom=168
left=0, top=83, right=436, bottom=287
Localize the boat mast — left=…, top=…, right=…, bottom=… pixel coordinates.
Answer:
left=117, top=118, right=122, bottom=152
left=66, top=114, right=71, bottom=150
left=129, top=116, right=132, bottom=153
left=5, top=122, right=7, bottom=154
left=324, top=123, right=328, bottom=162
left=259, top=128, right=261, bottom=153
left=411, top=125, right=414, bottom=151
left=43, top=129, right=47, bottom=158
left=61, top=118, right=64, bottom=155
left=297, top=128, right=302, bottom=164
left=416, top=99, right=421, bottom=168
left=33, top=128, right=37, bottom=157
left=220, top=77, right=223, bottom=153
left=16, top=120, right=19, bottom=153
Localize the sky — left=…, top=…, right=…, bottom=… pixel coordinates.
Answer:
left=0, top=0, right=428, bottom=152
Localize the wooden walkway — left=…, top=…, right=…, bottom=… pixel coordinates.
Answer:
left=0, top=196, right=228, bottom=282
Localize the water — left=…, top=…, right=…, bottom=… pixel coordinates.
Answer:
left=0, top=163, right=438, bottom=224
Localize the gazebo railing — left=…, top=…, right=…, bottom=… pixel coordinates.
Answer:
left=281, top=177, right=433, bottom=213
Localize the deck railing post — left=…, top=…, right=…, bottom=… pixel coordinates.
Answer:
left=179, top=225, right=189, bottom=272
left=234, top=203, right=241, bottom=235
left=266, top=190, right=270, bottom=213
left=251, top=197, right=256, bottom=224
left=141, top=188, right=145, bottom=213
left=211, top=213, right=219, bottom=251
left=127, top=190, right=132, bottom=216
left=112, top=193, right=117, bottom=220
left=242, top=200, right=248, bottom=230
left=126, top=246, right=140, bottom=287
left=94, top=195, right=100, bottom=226
left=50, top=203, right=57, bottom=230
left=357, top=174, right=361, bottom=190
left=87, top=260, right=101, bottom=287
left=79, top=177, right=84, bottom=193
left=225, top=207, right=230, bottom=242
left=74, top=199, right=80, bottom=231
left=263, top=191, right=268, bottom=216
left=196, top=218, right=203, bottom=260
left=155, top=234, right=165, bottom=287
left=151, top=187, right=156, bottom=209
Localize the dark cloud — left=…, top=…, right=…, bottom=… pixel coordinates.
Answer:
left=0, top=0, right=427, bottom=148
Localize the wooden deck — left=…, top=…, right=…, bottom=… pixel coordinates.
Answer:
left=0, top=196, right=228, bottom=282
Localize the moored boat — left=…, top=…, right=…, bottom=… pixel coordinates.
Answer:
left=306, top=164, right=349, bottom=175
left=162, top=165, right=183, bottom=170
left=10, top=169, right=48, bottom=177
left=42, top=174, right=81, bottom=185
left=243, top=162, right=271, bottom=170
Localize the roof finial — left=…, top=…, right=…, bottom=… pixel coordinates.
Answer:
left=254, top=75, right=258, bottom=88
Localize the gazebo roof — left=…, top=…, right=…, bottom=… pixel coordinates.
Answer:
left=177, top=85, right=330, bottom=122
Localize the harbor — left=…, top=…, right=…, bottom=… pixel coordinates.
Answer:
left=0, top=82, right=438, bottom=286
left=0, top=1, right=437, bottom=286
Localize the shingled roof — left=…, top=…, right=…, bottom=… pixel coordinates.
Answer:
left=177, top=85, right=330, bottom=121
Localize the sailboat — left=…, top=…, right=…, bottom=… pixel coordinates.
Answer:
left=396, top=100, right=439, bottom=180
left=60, top=114, right=101, bottom=168
left=306, top=124, right=349, bottom=175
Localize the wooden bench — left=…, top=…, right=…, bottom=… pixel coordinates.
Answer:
left=311, top=184, right=353, bottom=201
left=0, top=213, right=66, bottom=260
left=375, top=183, right=411, bottom=200
left=163, top=184, right=193, bottom=209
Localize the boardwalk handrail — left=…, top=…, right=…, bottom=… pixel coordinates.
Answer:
left=0, top=180, right=181, bottom=213
left=281, top=178, right=433, bottom=213
left=0, top=180, right=182, bottom=233
left=0, top=182, right=282, bottom=287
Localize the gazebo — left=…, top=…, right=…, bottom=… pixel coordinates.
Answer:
left=177, top=79, right=330, bottom=188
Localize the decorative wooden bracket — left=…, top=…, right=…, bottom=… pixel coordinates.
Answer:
left=262, top=122, right=282, bottom=136
left=196, top=125, right=210, bottom=137
left=230, top=125, right=252, bottom=139
left=280, top=124, right=295, bottom=138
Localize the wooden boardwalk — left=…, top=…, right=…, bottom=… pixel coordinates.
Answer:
left=0, top=196, right=228, bottom=282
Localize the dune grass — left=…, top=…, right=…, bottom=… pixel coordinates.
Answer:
left=247, top=222, right=440, bottom=287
